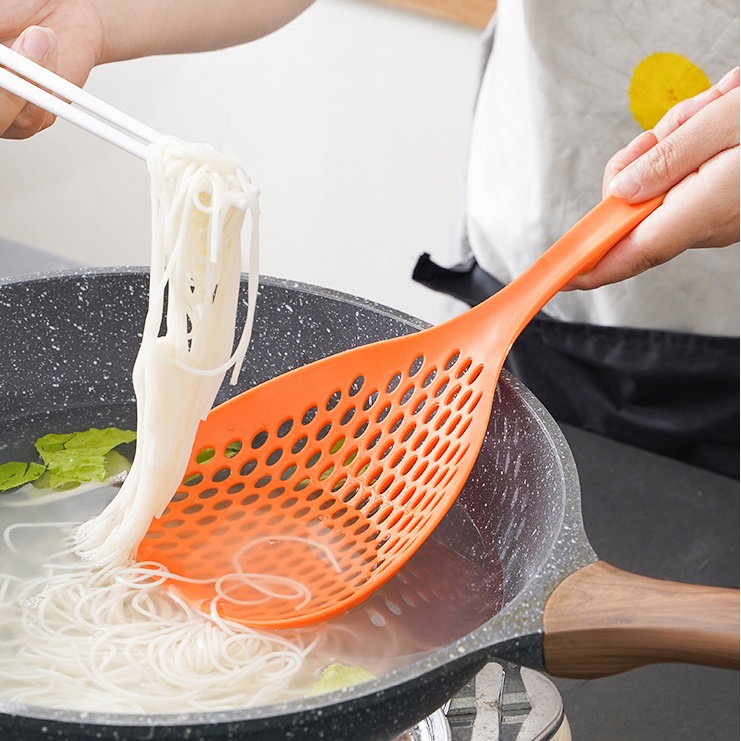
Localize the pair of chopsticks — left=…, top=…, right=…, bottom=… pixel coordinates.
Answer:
left=0, top=40, right=160, bottom=159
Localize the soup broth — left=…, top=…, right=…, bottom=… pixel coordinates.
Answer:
left=0, top=472, right=502, bottom=714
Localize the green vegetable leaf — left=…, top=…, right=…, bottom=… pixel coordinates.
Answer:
left=34, top=427, right=136, bottom=489
left=35, top=428, right=136, bottom=458
left=104, top=449, right=133, bottom=479
left=0, top=461, right=46, bottom=492
left=309, top=663, right=375, bottom=696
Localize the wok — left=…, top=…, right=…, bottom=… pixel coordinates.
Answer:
left=0, top=268, right=737, bottom=741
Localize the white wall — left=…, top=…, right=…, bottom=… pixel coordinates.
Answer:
left=0, top=0, right=481, bottom=323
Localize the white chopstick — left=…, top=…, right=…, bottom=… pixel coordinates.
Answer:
left=0, top=42, right=160, bottom=159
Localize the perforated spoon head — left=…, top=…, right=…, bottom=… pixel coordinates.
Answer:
left=138, top=196, right=662, bottom=628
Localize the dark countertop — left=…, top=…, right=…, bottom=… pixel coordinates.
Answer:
left=1, top=236, right=738, bottom=740
left=554, top=424, right=738, bottom=740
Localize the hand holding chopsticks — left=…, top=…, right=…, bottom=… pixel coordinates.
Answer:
left=0, top=39, right=160, bottom=159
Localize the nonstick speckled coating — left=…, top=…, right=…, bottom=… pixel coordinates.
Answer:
left=0, top=268, right=595, bottom=741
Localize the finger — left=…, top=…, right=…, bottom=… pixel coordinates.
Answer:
left=653, top=67, right=739, bottom=140
left=653, top=86, right=723, bottom=140
left=1, top=26, right=58, bottom=140
left=716, top=66, right=740, bottom=94
left=608, top=88, right=739, bottom=202
left=602, top=130, right=657, bottom=198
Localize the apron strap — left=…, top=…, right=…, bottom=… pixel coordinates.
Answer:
left=413, top=253, right=740, bottom=478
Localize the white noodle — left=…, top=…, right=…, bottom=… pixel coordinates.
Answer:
left=76, top=136, right=260, bottom=566
left=3, top=521, right=78, bottom=554
left=0, top=521, right=321, bottom=713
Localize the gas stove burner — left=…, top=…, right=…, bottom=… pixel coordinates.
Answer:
left=395, top=708, right=451, bottom=741
left=396, top=662, right=571, bottom=741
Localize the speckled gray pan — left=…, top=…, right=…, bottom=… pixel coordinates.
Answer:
left=0, top=268, right=595, bottom=741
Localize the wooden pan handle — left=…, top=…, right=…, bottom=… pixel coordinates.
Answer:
left=542, top=560, right=739, bottom=678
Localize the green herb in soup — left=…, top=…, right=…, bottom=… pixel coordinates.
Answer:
left=0, top=427, right=136, bottom=493
left=310, top=662, right=376, bottom=695
left=0, top=461, right=46, bottom=490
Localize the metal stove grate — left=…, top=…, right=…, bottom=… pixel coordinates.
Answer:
left=398, top=663, right=568, bottom=741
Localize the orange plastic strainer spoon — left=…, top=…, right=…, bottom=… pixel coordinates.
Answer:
left=138, top=194, right=663, bottom=628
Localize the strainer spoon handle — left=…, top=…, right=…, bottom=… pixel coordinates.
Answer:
left=441, top=194, right=665, bottom=356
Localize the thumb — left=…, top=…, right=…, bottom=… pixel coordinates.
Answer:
left=2, top=26, right=59, bottom=138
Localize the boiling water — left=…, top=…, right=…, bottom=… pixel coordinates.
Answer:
left=0, top=478, right=502, bottom=714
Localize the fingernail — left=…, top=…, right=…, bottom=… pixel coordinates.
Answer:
left=628, top=130, right=656, bottom=149
left=716, top=67, right=739, bottom=93
left=18, top=27, right=54, bottom=62
left=609, top=167, right=642, bottom=199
